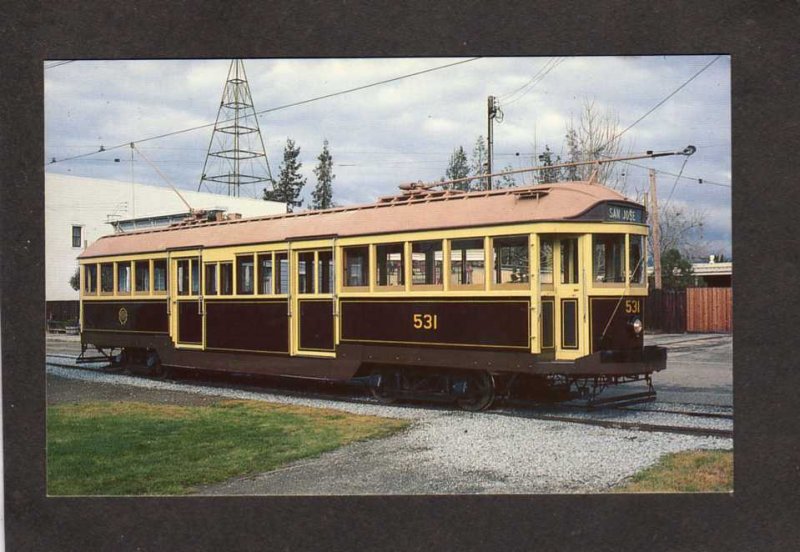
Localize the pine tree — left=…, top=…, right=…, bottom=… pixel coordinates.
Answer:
left=445, top=146, right=470, bottom=191
left=661, top=248, right=695, bottom=289
left=311, top=139, right=335, bottom=210
left=470, top=136, right=488, bottom=191
left=497, top=164, right=517, bottom=188
left=263, top=138, right=306, bottom=212
left=537, top=145, right=562, bottom=184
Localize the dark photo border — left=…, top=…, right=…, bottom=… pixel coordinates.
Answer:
left=2, top=1, right=798, bottom=550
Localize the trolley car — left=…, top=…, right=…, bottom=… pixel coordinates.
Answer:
left=78, top=174, right=668, bottom=410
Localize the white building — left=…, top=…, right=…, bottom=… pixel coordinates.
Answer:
left=46, top=173, right=286, bottom=321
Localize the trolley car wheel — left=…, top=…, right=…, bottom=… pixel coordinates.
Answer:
left=456, top=371, right=495, bottom=412
left=146, top=349, right=169, bottom=378
left=368, top=368, right=397, bottom=404
left=112, top=349, right=128, bottom=367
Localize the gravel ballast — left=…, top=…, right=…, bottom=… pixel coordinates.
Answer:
left=47, top=363, right=732, bottom=495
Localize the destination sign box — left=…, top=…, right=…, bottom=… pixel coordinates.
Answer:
left=606, top=203, right=645, bottom=223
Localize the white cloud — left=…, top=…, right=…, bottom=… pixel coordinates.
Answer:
left=44, top=56, right=731, bottom=254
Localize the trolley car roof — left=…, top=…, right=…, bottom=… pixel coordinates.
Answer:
left=79, top=181, right=642, bottom=259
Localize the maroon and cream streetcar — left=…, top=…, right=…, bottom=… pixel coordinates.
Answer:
left=77, top=149, right=693, bottom=410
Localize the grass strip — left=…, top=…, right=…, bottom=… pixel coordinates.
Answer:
left=47, top=400, right=408, bottom=495
left=615, top=449, right=733, bottom=493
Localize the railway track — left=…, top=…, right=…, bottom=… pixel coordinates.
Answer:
left=493, top=409, right=733, bottom=439
left=46, top=356, right=733, bottom=440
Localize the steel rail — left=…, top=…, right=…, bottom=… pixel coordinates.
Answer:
left=46, top=359, right=731, bottom=438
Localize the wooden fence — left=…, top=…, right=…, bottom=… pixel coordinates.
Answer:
left=686, top=287, right=732, bottom=333
left=645, top=289, right=687, bottom=333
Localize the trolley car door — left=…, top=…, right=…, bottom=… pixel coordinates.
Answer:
left=171, top=249, right=204, bottom=349
left=291, top=248, right=335, bottom=357
left=553, top=236, right=582, bottom=360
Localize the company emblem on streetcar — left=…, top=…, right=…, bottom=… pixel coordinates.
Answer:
left=118, top=307, right=129, bottom=326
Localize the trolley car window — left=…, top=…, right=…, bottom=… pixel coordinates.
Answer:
left=84, top=264, right=97, bottom=294
left=560, top=238, right=579, bottom=284
left=205, top=263, right=217, bottom=295
left=629, top=234, right=645, bottom=284
left=493, top=236, right=529, bottom=285
left=153, top=260, right=167, bottom=292
left=258, top=253, right=273, bottom=294
left=100, top=263, right=114, bottom=293
left=376, top=243, right=404, bottom=287
left=411, top=240, right=443, bottom=286
left=135, top=261, right=150, bottom=292
left=450, top=238, right=484, bottom=287
left=343, top=246, right=369, bottom=287
left=191, top=260, right=200, bottom=295
left=298, top=252, right=315, bottom=294
left=236, top=255, right=254, bottom=295
left=593, top=234, right=625, bottom=283
left=539, top=238, right=553, bottom=285
left=317, top=250, right=334, bottom=293
left=275, top=253, right=288, bottom=294
left=220, top=262, right=233, bottom=295
left=177, top=259, right=190, bottom=296
left=117, top=262, right=131, bottom=293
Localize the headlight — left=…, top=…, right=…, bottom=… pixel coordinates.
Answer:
left=629, top=317, right=643, bottom=335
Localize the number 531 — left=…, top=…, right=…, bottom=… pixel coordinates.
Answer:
left=413, top=313, right=438, bottom=330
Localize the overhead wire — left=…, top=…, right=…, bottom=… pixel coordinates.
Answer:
left=497, top=58, right=559, bottom=101
left=46, top=57, right=482, bottom=167
left=661, top=155, right=691, bottom=212
left=499, top=58, right=565, bottom=107
left=616, top=158, right=730, bottom=188
left=604, top=55, right=723, bottom=146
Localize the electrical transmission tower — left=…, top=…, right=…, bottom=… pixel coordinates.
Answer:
left=198, top=59, right=273, bottom=197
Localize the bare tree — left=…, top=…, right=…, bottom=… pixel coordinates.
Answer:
left=563, top=99, right=630, bottom=192
left=648, top=202, right=708, bottom=262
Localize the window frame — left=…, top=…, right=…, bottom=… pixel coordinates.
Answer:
left=204, top=262, right=218, bottom=296
left=83, top=263, right=98, bottom=295
left=628, top=233, right=646, bottom=286
left=375, top=242, right=405, bottom=290
left=116, top=261, right=132, bottom=295
left=236, top=254, right=255, bottom=295
left=176, top=259, right=191, bottom=296
left=449, top=237, right=486, bottom=290
left=296, top=251, right=316, bottom=295
left=592, top=233, right=627, bottom=285
left=71, top=225, right=83, bottom=249
left=559, top=237, right=580, bottom=285
left=99, top=262, right=115, bottom=295
left=491, top=235, right=530, bottom=290
left=257, top=252, right=274, bottom=295
left=410, top=239, right=444, bottom=291
left=219, top=261, right=234, bottom=296
left=133, top=260, right=151, bottom=295
left=274, top=252, right=289, bottom=295
left=152, top=259, right=168, bottom=294
left=316, top=249, right=334, bottom=295
left=342, top=245, right=370, bottom=291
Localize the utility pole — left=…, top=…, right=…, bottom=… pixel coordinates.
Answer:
left=487, top=95, right=503, bottom=190
left=649, top=168, right=663, bottom=289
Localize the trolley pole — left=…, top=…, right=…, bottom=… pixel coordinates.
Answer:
left=649, top=169, right=663, bottom=290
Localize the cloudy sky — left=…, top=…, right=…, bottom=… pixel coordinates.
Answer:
left=44, top=56, right=731, bottom=255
